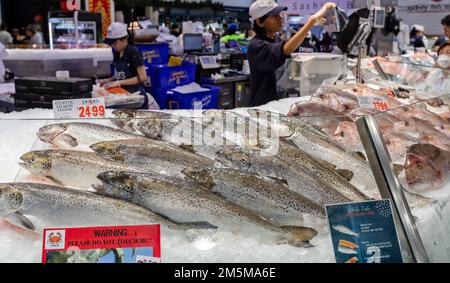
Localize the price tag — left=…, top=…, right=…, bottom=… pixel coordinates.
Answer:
left=53, top=98, right=106, bottom=119
left=357, top=96, right=389, bottom=111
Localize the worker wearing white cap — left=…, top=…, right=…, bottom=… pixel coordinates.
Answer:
left=247, top=0, right=336, bottom=106
left=410, top=24, right=428, bottom=50
left=101, top=22, right=158, bottom=109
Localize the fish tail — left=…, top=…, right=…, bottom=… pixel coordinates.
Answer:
left=280, top=226, right=318, bottom=248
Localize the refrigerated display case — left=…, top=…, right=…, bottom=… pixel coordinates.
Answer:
left=0, top=93, right=449, bottom=263
left=48, top=11, right=102, bottom=49
left=366, top=58, right=450, bottom=97
left=356, top=94, right=450, bottom=263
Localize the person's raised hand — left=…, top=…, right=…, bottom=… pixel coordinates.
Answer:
left=312, top=2, right=337, bottom=22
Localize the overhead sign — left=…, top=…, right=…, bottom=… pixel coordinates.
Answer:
left=397, top=0, right=450, bottom=35
left=279, top=0, right=354, bottom=15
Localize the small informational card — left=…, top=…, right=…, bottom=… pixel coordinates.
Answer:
left=357, top=96, right=389, bottom=111
left=326, top=200, right=403, bottom=263
left=53, top=97, right=106, bottom=119
left=42, top=225, right=161, bottom=263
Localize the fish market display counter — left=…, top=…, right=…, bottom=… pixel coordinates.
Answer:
left=0, top=90, right=449, bottom=263
left=3, top=48, right=113, bottom=78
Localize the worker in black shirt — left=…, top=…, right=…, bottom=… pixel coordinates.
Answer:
left=102, top=22, right=158, bottom=109
left=247, top=0, right=336, bottom=106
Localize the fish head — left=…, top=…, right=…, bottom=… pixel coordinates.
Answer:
left=0, top=185, right=24, bottom=215
left=246, top=109, right=259, bottom=118
left=246, top=109, right=274, bottom=119
left=37, top=124, right=68, bottom=143
left=404, top=152, right=443, bottom=191
left=136, top=119, right=163, bottom=139
left=96, top=171, right=137, bottom=199
left=182, top=167, right=215, bottom=189
left=332, top=121, right=360, bottom=147
left=112, top=109, right=138, bottom=119
left=19, top=151, right=52, bottom=175
left=215, top=149, right=252, bottom=171
left=111, top=110, right=137, bottom=129
left=202, top=110, right=224, bottom=118
left=90, top=142, right=125, bottom=161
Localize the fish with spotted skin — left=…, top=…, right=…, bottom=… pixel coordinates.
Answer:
left=215, top=145, right=352, bottom=206
left=0, top=183, right=216, bottom=234
left=247, top=109, right=380, bottom=200
left=182, top=167, right=326, bottom=223
left=90, top=139, right=215, bottom=176
left=96, top=171, right=318, bottom=248
left=19, top=150, right=152, bottom=189
left=111, top=110, right=173, bottom=133
left=37, top=123, right=142, bottom=151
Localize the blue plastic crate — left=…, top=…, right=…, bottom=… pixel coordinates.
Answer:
left=136, top=43, right=169, bottom=69
left=146, top=86, right=169, bottom=110
left=166, top=84, right=220, bottom=110
left=149, top=63, right=196, bottom=90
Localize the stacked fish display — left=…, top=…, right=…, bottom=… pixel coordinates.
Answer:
left=288, top=83, right=450, bottom=200
left=3, top=88, right=448, bottom=255
left=0, top=107, right=382, bottom=251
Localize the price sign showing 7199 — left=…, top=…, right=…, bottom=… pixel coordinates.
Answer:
left=372, top=99, right=389, bottom=111
left=357, top=96, right=389, bottom=112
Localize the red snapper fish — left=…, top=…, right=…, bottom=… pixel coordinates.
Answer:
left=403, top=144, right=450, bottom=193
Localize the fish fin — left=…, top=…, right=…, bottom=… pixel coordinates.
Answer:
left=393, top=164, right=404, bottom=176
left=353, top=151, right=367, bottom=161
left=7, top=212, right=35, bottom=231
left=92, top=184, right=106, bottom=194
left=318, top=159, right=337, bottom=170
left=182, top=221, right=218, bottom=230
left=280, top=226, right=318, bottom=248
left=209, top=189, right=226, bottom=199
left=336, top=169, right=354, bottom=182
left=281, top=139, right=299, bottom=149
left=45, top=175, right=64, bottom=186
left=60, top=134, right=79, bottom=148
left=266, top=176, right=289, bottom=187
left=179, top=144, right=195, bottom=153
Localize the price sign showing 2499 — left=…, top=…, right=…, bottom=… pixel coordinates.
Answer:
left=78, top=103, right=105, bottom=118
left=53, top=98, right=106, bottom=119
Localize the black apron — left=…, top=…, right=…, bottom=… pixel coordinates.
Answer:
left=113, top=58, right=148, bottom=109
